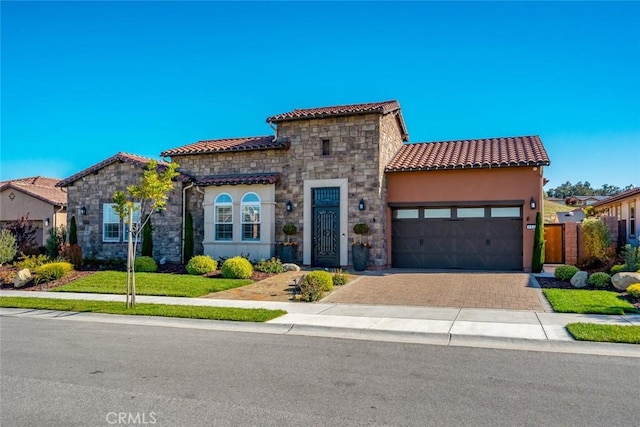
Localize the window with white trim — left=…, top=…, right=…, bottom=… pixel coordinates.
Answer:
left=630, top=201, right=636, bottom=238
left=123, top=205, right=141, bottom=242
left=103, top=203, right=141, bottom=242
left=215, top=193, right=233, bottom=241
left=103, top=204, right=120, bottom=242
left=241, top=192, right=261, bottom=241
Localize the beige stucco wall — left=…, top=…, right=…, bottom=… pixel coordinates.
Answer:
left=386, top=166, right=545, bottom=271
left=0, top=188, right=66, bottom=246
left=595, top=194, right=639, bottom=243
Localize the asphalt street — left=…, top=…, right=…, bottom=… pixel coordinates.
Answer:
left=1, top=316, right=638, bottom=426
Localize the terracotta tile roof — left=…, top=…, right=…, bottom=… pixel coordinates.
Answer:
left=56, top=152, right=192, bottom=188
left=160, top=136, right=288, bottom=157
left=266, top=100, right=409, bottom=141
left=196, top=173, right=280, bottom=187
left=266, top=100, right=402, bottom=123
left=592, top=187, right=640, bottom=207
left=0, top=176, right=67, bottom=206
left=385, top=135, right=550, bottom=172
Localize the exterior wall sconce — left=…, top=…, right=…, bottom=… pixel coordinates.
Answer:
left=44, top=218, right=50, bottom=227
left=358, top=199, right=366, bottom=211
left=286, top=201, right=293, bottom=212
left=80, top=206, right=87, bottom=215
left=530, top=198, right=536, bottom=210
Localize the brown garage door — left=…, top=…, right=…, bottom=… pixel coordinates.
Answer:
left=392, top=206, right=523, bottom=270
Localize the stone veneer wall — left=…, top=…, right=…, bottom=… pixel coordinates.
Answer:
left=173, top=112, right=405, bottom=267
left=65, top=161, right=184, bottom=263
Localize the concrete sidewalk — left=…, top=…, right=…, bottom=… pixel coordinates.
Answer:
left=2, top=290, right=639, bottom=357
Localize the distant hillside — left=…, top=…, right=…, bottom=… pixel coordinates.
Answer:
left=544, top=200, right=575, bottom=223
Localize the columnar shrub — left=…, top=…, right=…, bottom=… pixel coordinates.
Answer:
left=580, top=218, right=611, bottom=261
left=554, top=265, right=579, bottom=281
left=531, top=212, right=545, bottom=273
left=34, top=262, right=73, bottom=284
left=186, top=255, right=218, bottom=275
left=183, top=212, right=194, bottom=264
left=0, top=229, right=18, bottom=265
left=587, top=272, right=611, bottom=289
left=221, top=256, right=253, bottom=279
left=135, top=256, right=158, bottom=272
left=69, top=216, right=78, bottom=245
left=142, top=219, right=153, bottom=257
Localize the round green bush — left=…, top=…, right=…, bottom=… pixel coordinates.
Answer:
left=134, top=256, right=158, bottom=272
left=554, top=265, right=579, bottom=281
left=283, top=223, right=297, bottom=235
left=587, top=272, right=611, bottom=289
left=34, top=262, right=73, bottom=284
left=186, top=255, right=218, bottom=275
left=353, top=223, right=370, bottom=235
left=304, top=270, right=333, bottom=292
left=626, top=283, right=640, bottom=298
left=221, top=256, right=253, bottom=279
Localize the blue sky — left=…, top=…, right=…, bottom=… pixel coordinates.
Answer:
left=2, top=1, right=638, bottom=191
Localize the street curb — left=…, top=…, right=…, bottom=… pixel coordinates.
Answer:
left=2, top=308, right=638, bottom=357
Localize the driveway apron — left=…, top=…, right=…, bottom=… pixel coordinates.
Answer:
left=322, top=271, right=544, bottom=311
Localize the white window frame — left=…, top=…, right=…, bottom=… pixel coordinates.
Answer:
left=103, top=204, right=120, bottom=242
left=241, top=192, right=261, bottom=241
left=215, top=193, right=233, bottom=241
left=123, top=204, right=141, bottom=242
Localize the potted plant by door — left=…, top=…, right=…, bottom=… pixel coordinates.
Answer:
left=277, top=223, right=298, bottom=263
left=352, top=223, right=371, bottom=271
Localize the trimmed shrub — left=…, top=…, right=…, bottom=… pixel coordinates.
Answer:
left=581, top=218, right=611, bottom=262
left=299, top=271, right=332, bottom=302
left=588, top=272, right=611, bottom=289
left=0, top=229, right=18, bottom=265
left=221, top=256, right=253, bottom=279
left=305, top=270, right=333, bottom=292
left=283, top=223, right=297, bottom=236
left=135, top=256, right=158, bottom=272
left=332, top=268, right=348, bottom=286
left=34, top=262, right=73, bottom=284
left=555, top=265, right=579, bottom=281
left=353, top=223, right=370, bottom=235
left=254, top=257, right=284, bottom=274
left=626, top=283, right=640, bottom=298
left=14, top=254, right=50, bottom=271
left=611, top=264, right=626, bottom=275
left=186, top=255, right=218, bottom=275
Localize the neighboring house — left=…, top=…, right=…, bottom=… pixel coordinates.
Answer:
left=565, top=195, right=610, bottom=206
left=593, top=187, right=640, bottom=247
left=58, top=100, right=551, bottom=271
left=0, top=176, right=67, bottom=246
left=554, top=208, right=585, bottom=224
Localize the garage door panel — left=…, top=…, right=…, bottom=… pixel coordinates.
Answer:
left=392, top=207, right=523, bottom=271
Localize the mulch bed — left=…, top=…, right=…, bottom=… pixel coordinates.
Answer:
left=535, top=276, right=640, bottom=310
left=0, top=264, right=274, bottom=292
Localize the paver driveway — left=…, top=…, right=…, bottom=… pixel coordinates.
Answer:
left=322, top=270, right=545, bottom=311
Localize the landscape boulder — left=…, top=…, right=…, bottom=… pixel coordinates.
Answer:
left=611, top=272, right=640, bottom=291
left=13, top=268, right=33, bottom=288
left=282, top=263, right=301, bottom=272
left=570, top=271, right=589, bottom=288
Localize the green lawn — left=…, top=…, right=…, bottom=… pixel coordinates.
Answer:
left=0, top=297, right=285, bottom=322
left=51, top=271, right=252, bottom=297
left=566, top=323, right=640, bottom=345
left=543, top=289, right=638, bottom=315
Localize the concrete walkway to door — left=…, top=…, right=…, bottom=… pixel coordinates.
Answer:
left=322, top=270, right=546, bottom=311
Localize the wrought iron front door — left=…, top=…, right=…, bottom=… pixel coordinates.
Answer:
left=312, top=187, right=340, bottom=267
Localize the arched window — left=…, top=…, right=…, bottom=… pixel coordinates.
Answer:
left=214, top=193, right=233, bottom=241
left=241, top=192, right=261, bottom=241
